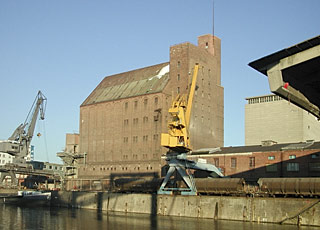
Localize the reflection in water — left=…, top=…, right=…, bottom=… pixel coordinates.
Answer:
left=0, top=204, right=317, bottom=230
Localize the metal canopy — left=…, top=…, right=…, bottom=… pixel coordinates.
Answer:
left=249, top=35, right=320, bottom=119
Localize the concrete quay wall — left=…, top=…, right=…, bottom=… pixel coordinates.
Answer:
left=52, top=191, right=320, bottom=227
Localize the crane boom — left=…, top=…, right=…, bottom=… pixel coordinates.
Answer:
left=185, top=63, right=199, bottom=128
left=161, top=64, right=199, bottom=152
left=0, top=91, right=47, bottom=161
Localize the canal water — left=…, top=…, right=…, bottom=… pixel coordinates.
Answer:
left=0, top=204, right=317, bottom=230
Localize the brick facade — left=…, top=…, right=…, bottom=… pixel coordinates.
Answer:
left=189, top=141, right=320, bottom=182
left=78, top=34, right=224, bottom=179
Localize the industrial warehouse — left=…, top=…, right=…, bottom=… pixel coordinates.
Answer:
left=77, top=34, right=224, bottom=179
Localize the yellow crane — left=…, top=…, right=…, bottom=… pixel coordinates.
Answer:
left=161, top=63, right=199, bottom=152
left=158, top=64, right=223, bottom=195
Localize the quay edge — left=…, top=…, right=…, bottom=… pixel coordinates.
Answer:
left=51, top=191, right=320, bottom=227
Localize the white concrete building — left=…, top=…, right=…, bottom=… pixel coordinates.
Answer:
left=245, top=94, right=320, bottom=146
left=0, top=152, right=13, bottom=165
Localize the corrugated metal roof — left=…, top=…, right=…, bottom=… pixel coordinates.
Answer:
left=82, top=62, right=170, bottom=106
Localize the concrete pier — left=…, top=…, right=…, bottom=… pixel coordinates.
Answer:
left=51, top=191, right=320, bottom=227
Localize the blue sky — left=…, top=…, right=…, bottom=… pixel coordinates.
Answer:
left=0, top=0, right=319, bottom=163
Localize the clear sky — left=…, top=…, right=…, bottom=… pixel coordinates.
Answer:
left=0, top=0, right=319, bottom=163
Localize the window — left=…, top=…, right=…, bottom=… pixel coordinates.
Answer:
left=133, top=118, right=138, bottom=125
left=144, top=98, right=148, bottom=107
left=154, top=97, right=158, bottom=105
left=177, top=74, right=180, bottom=81
left=124, top=119, right=129, bottom=126
left=311, top=154, right=319, bottom=159
left=143, top=116, right=148, bottom=123
left=125, top=102, right=128, bottom=110
left=287, top=163, right=299, bottom=172
left=177, top=87, right=180, bottom=94
left=133, top=136, right=138, bottom=143
left=153, top=134, right=159, bottom=140
left=134, top=100, right=138, bottom=109
left=268, top=156, right=275, bottom=160
left=309, top=162, right=320, bottom=172
left=266, top=164, right=277, bottom=172
left=231, top=158, right=237, bottom=168
left=249, top=157, right=255, bottom=168
left=214, top=158, right=219, bottom=167
left=143, top=135, right=148, bottom=142
left=289, top=155, right=296, bottom=159
left=177, top=61, right=181, bottom=67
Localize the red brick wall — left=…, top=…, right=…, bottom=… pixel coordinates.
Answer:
left=189, top=149, right=320, bottom=181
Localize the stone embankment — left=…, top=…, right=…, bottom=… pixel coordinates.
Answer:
left=51, top=191, right=320, bottom=227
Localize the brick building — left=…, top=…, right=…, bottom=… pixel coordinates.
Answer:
left=78, top=34, right=224, bottom=179
left=245, top=94, right=320, bottom=145
left=189, top=140, right=320, bottom=182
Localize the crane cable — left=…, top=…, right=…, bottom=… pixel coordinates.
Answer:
left=42, top=120, right=50, bottom=162
left=37, top=120, right=50, bottom=162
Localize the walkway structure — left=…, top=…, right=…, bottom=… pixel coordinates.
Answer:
left=249, top=36, right=320, bottom=119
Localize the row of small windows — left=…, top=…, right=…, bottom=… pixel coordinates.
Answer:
left=124, top=97, right=159, bottom=110
left=123, top=153, right=158, bottom=160
left=194, top=91, right=211, bottom=99
left=266, top=154, right=319, bottom=160
left=43, top=165, right=64, bottom=171
left=84, top=165, right=154, bottom=172
left=123, top=116, right=159, bottom=126
left=123, top=134, right=159, bottom=143
left=247, top=95, right=282, bottom=104
left=223, top=154, right=316, bottom=169
left=223, top=157, right=312, bottom=173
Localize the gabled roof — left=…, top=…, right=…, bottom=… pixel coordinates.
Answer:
left=81, top=62, right=170, bottom=106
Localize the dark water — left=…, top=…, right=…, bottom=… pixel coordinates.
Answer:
left=0, top=205, right=317, bottom=230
